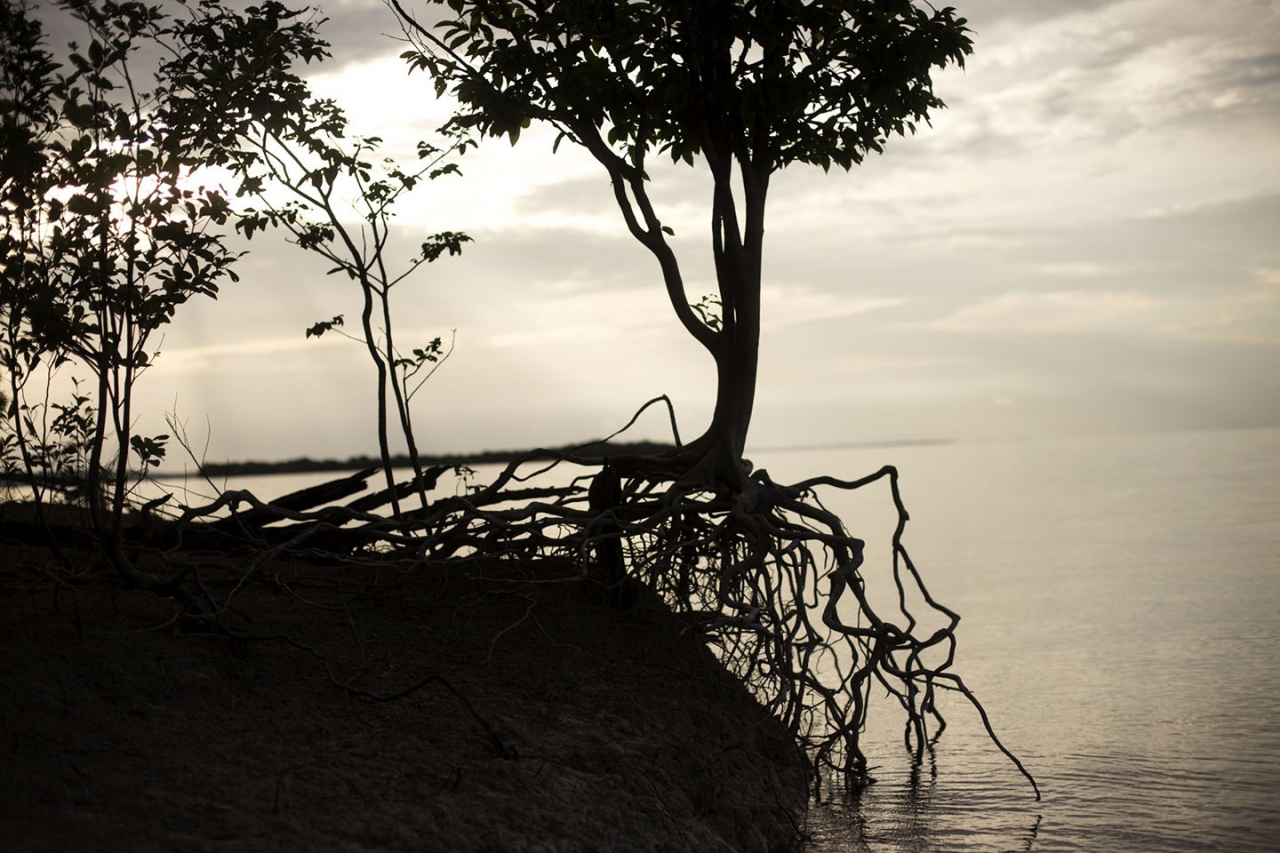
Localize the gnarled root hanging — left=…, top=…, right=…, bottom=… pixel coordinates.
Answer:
left=403, top=405, right=1040, bottom=800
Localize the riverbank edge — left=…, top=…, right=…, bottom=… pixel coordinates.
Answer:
left=0, top=547, right=809, bottom=852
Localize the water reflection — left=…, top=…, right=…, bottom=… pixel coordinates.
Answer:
left=804, top=751, right=1043, bottom=853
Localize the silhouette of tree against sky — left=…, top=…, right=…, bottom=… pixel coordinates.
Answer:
left=1, top=0, right=239, bottom=583
left=392, top=0, right=971, bottom=487
left=161, top=0, right=471, bottom=516
left=3, top=0, right=468, bottom=525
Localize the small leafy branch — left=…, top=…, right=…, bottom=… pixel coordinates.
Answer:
left=306, top=314, right=457, bottom=406
left=692, top=294, right=723, bottom=333
left=128, top=431, right=168, bottom=474
left=398, top=334, right=453, bottom=402
left=304, top=315, right=346, bottom=340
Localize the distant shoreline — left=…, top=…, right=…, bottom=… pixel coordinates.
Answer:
left=179, top=437, right=951, bottom=479
left=186, top=440, right=678, bottom=478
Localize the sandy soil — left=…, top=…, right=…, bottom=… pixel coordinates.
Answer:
left=0, top=543, right=808, bottom=852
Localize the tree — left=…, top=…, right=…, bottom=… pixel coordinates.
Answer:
left=160, top=0, right=470, bottom=516
left=4, top=0, right=463, bottom=537
left=1, top=0, right=240, bottom=579
left=391, top=0, right=971, bottom=485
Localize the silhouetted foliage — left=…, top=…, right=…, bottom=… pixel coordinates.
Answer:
left=161, top=0, right=469, bottom=515
left=3, top=0, right=465, bottom=535
left=1, top=0, right=239, bottom=574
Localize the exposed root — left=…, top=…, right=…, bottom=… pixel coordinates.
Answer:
left=397, top=400, right=1040, bottom=800
left=55, top=396, right=1037, bottom=800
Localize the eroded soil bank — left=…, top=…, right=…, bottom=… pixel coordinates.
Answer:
left=0, top=547, right=807, bottom=852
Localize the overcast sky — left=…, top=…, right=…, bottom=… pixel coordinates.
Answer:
left=53, top=0, right=1280, bottom=462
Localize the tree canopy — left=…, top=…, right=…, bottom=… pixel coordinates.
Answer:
left=398, top=0, right=971, bottom=172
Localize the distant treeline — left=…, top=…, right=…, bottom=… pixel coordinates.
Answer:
left=196, top=440, right=678, bottom=478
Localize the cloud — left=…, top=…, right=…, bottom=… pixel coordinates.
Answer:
left=903, top=269, right=1280, bottom=345
left=510, top=162, right=715, bottom=238
left=484, top=288, right=672, bottom=349
left=760, top=288, right=904, bottom=331
left=312, top=0, right=412, bottom=66
left=907, top=290, right=1164, bottom=334
left=815, top=352, right=942, bottom=377
left=958, top=0, right=1280, bottom=138
left=754, top=0, right=1278, bottom=243
left=1154, top=267, right=1280, bottom=345
left=1033, top=262, right=1123, bottom=277
left=154, top=334, right=351, bottom=374
left=965, top=0, right=1123, bottom=28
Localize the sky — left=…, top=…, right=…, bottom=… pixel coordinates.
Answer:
left=36, top=0, right=1280, bottom=462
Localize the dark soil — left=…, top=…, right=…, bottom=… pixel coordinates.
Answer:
left=0, top=543, right=808, bottom=852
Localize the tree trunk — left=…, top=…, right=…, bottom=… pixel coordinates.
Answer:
left=685, top=157, right=767, bottom=483
left=708, top=331, right=758, bottom=459
left=597, top=137, right=769, bottom=488
left=357, top=270, right=401, bottom=517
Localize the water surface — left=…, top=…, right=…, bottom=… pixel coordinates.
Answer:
left=753, top=429, right=1280, bottom=852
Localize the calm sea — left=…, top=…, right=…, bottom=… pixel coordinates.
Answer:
left=759, top=428, right=1280, bottom=853
left=165, top=428, right=1280, bottom=852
